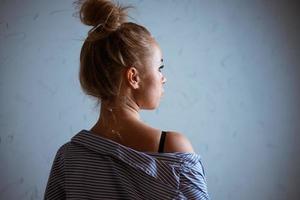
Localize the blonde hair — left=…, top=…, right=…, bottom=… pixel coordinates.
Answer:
left=75, top=0, right=154, bottom=107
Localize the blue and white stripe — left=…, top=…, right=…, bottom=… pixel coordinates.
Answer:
left=44, top=129, right=210, bottom=199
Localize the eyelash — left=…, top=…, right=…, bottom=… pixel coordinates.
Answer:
left=158, top=65, right=164, bottom=72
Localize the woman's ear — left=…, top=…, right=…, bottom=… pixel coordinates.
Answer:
left=126, top=67, right=140, bottom=89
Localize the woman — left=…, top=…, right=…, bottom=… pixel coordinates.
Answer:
left=44, top=0, right=210, bottom=199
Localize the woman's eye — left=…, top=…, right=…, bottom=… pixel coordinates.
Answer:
left=158, top=65, right=164, bottom=72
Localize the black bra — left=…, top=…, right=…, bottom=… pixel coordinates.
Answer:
left=158, top=131, right=167, bottom=153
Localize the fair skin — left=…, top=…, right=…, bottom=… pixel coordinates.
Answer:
left=90, top=41, right=195, bottom=153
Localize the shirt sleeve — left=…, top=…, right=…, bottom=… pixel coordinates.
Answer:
left=179, top=155, right=210, bottom=200
left=44, top=144, right=67, bottom=200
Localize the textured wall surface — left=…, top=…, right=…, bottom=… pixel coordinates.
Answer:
left=1, top=0, right=300, bottom=199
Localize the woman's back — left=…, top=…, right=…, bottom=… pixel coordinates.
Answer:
left=44, top=129, right=209, bottom=200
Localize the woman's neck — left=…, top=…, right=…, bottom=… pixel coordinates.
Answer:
left=102, top=97, right=141, bottom=120
left=90, top=97, right=142, bottom=139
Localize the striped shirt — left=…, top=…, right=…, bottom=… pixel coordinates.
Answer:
left=44, top=129, right=210, bottom=199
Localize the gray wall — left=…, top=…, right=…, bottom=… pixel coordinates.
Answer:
left=1, top=0, right=299, bottom=199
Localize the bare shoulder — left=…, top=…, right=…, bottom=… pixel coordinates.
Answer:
left=165, top=131, right=195, bottom=153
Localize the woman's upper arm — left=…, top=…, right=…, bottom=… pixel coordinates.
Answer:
left=179, top=156, right=210, bottom=199
left=44, top=144, right=67, bottom=200
left=165, top=132, right=210, bottom=198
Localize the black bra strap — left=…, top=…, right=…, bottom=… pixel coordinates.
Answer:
left=158, top=131, right=167, bottom=153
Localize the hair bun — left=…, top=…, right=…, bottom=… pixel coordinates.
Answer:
left=76, top=0, right=130, bottom=40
